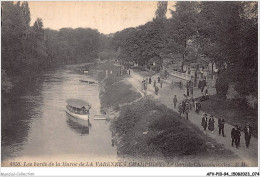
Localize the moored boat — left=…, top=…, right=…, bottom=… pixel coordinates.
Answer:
left=65, top=99, right=91, bottom=126
left=79, top=79, right=99, bottom=85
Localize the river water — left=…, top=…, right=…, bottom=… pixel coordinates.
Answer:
left=1, top=64, right=117, bottom=165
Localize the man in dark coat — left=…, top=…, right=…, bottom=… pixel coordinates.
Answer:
left=154, top=86, right=157, bottom=95
left=234, top=126, right=241, bottom=149
left=182, top=100, right=186, bottom=114
left=201, top=79, right=206, bottom=93
left=244, top=124, right=252, bottom=148
left=186, top=81, right=190, bottom=96
left=173, top=95, right=178, bottom=109
left=231, top=126, right=236, bottom=147
left=237, top=125, right=242, bottom=147
left=218, top=118, right=225, bottom=137
left=185, top=102, right=189, bottom=120
left=179, top=80, right=183, bottom=90
left=195, top=100, right=201, bottom=113
left=198, top=80, right=202, bottom=89
left=201, top=114, right=208, bottom=134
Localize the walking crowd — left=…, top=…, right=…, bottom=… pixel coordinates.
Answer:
left=145, top=74, right=254, bottom=149
left=142, top=76, right=163, bottom=95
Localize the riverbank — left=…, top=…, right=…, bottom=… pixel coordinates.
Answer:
left=125, top=67, right=257, bottom=166
left=88, top=61, right=142, bottom=110
left=92, top=61, right=241, bottom=166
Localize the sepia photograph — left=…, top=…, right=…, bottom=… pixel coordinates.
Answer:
left=1, top=0, right=259, bottom=176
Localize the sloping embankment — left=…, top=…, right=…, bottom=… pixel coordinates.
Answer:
left=110, top=97, right=240, bottom=166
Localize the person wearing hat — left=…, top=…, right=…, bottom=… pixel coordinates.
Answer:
left=208, top=115, right=215, bottom=134
left=218, top=118, right=225, bottom=137
left=153, top=80, right=156, bottom=88
left=201, top=114, right=208, bottom=134
left=231, top=125, right=237, bottom=147
left=185, top=102, right=189, bottom=120
left=195, top=99, right=201, bottom=113
left=173, top=95, right=178, bottom=109
left=182, top=100, right=186, bottom=114
left=244, top=123, right=252, bottom=148
left=234, top=125, right=241, bottom=149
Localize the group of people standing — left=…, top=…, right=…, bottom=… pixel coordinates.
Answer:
left=201, top=114, right=215, bottom=134
left=153, top=76, right=163, bottom=95
left=176, top=94, right=195, bottom=120
left=146, top=74, right=254, bottom=150
left=201, top=114, right=225, bottom=136
left=142, top=76, right=163, bottom=95
left=199, top=78, right=209, bottom=101
left=231, top=124, right=252, bottom=149
left=117, top=69, right=131, bottom=76
left=186, top=80, right=194, bottom=97
left=201, top=113, right=253, bottom=149
left=174, top=93, right=202, bottom=120
left=142, top=78, right=148, bottom=91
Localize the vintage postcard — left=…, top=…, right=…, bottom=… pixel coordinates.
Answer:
left=1, top=1, right=259, bottom=176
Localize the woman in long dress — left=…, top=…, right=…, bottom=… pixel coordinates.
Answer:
left=201, top=114, right=208, bottom=134
left=208, top=115, right=215, bottom=134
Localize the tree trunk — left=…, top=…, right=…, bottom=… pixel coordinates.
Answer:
left=181, top=40, right=187, bottom=73
left=181, top=54, right=184, bottom=72
left=211, top=62, right=214, bottom=78
left=194, top=65, right=198, bottom=87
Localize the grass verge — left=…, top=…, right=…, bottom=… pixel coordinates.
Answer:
left=91, top=61, right=142, bottom=109
left=111, top=97, right=240, bottom=166
left=100, top=79, right=141, bottom=108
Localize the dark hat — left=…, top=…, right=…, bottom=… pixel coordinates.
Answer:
left=210, top=115, right=213, bottom=117
left=204, top=114, right=207, bottom=116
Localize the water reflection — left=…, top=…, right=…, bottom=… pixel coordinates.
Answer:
left=66, top=113, right=90, bottom=135
left=1, top=90, right=44, bottom=160
left=2, top=64, right=117, bottom=162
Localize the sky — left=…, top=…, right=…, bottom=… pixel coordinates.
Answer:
left=28, top=1, right=176, bottom=34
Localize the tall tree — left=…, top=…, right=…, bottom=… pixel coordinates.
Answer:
left=155, top=1, right=168, bottom=19
left=199, top=1, right=257, bottom=96
left=167, top=1, right=199, bottom=72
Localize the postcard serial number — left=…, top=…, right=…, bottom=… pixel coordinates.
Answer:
left=9, top=162, right=21, bottom=166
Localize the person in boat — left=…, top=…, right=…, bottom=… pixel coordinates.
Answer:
left=81, top=106, right=88, bottom=114
left=80, top=109, right=85, bottom=115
